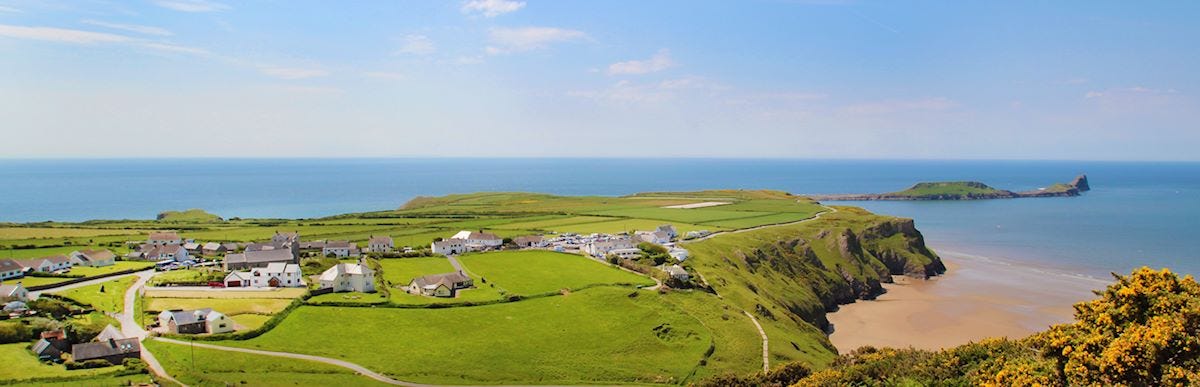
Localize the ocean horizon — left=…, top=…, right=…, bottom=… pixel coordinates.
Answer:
left=1, top=158, right=1197, bottom=277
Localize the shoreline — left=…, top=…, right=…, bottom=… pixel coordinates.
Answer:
left=826, top=248, right=1106, bottom=352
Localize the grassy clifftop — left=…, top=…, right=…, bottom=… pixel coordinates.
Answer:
left=156, top=209, right=223, bottom=222
left=684, top=206, right=945, bottom=368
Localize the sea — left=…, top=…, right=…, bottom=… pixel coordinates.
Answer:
left=0, top=158, right=1196, bottom=277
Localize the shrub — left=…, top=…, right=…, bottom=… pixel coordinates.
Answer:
left=65, top=359, right=113, bottom=370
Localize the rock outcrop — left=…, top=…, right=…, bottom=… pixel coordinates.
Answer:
left=810, top=174, right=1090, bottom=201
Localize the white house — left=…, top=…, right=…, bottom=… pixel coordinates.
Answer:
left=322, top=241, right=359, bottom=257
left=512, top=235, right=547, bottom=248
left=582, top=238, right=635, bottom=257
left=318, top=261, right=375, bottom=293
left=665, top=265, right=690, bottom=281
left=656, top=225, right=678, bottom=240
left=247, top=263, right=303, bottom=288
left=146, top=244, right=189, bottom=262
left=0, top=283, right=28, bottom=301
left=450, top=230, right=503, bottom=250
left=158, top=308, right=234, bottom=335
left=668, top=247, right=689, bottom=262
left=609, top=248, right=643, bottom=260
left=431, top=239, right=466, bottom=256
left=70, top=250, right=116, bottom=267
left=636, top=230, right=672, bottom=245
left=0, top=259, right=23, bottom=280
left=16, top=256, right=72, bottom=273
left=201, top=242, right=226, bottom=256
left=271, top=231, right=299, bottom=245
left=223, top=271, right=252, bottom=288
left=407, top=272, right=473, bottom=298
left=148, top=232, right=182, bottom=246
left=367, top=236, right=394, bottom=253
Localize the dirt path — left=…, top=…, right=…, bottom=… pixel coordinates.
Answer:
left=743, top=311, right=769, bottom=373
left=681, top=204, right=837, bottom=244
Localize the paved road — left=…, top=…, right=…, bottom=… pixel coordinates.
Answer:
left=118, top=270, right=185, bottom=387
left=27, top=270, right=147, bottom=299
left=681, top=204, right=837, bottom=244
left=446, top=254, right=465, bottom=272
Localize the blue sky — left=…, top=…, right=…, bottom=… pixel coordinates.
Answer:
left=1, top=0, right=1198, bottom=160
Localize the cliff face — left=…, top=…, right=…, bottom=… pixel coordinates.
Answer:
left=684, top=206, right=945, bottom=364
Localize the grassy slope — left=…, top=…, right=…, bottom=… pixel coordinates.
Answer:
left=0, top=343, right=123, bottom=381
left=144, top=339, right=391, bottom=387
left=458, top=250, right=655, bottom=296
left=50, top=275, right=136, bottom=313
left=157, top=209, right=223, bottom=222
left=220, top=287, right=712, bottom=385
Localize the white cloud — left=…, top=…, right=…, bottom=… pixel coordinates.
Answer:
left=461, top=0, right=525, bottom=17
left=486, top=27, right=586, bottom=54
left=395, top=34, right=435, bottom=55
left=607, top=49, right=675, bottom=75
left=152, top=0, right=229, bottom=13
left=841, top=97, right=956, bottom=115
left=0, top=6, right=21, bottom=13
left=0, top=24, right=132, bottom=44
left=258, top=66, right=329, bottom=80
left=140, top=42, right=208, bottom=55
left=82, top=20, right=173, bottom=36
left=363, top=71, right=405, bottom=81
left=1084, top=86, right=1177, bottom=99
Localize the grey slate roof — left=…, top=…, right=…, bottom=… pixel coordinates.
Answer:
left=224, top=249, right=293, bottom=265
left=72, top=338, right=140, bottom=362
left=411, top=272, right=471, bottom=288
left=165, top=308, right=214, bottom=325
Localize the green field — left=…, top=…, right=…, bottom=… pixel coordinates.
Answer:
left=459, top=250, right=655, bottom=296
left=0, top=343, right=123, bottom=382
left=145, top=297, right=293, bottom=316
left=144, top=339, right=390, bottom=386
left=890, top=181, right=1007, bottom=197
left=377, top=257, right=456, bottom=286
left=219, top=287, right=711, bottom=385
left=0, top=227, right=144, bottom=239
left=50, top=276, right=136, bottom=313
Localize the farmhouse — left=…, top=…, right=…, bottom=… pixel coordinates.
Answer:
left=158, top=308, right=234, bottom=334
left=635, top=230, right=672, bottom=245
left=408, top=272, right=473, bottom=297
left=318, top=261, right=375, bottom=293
left=201, top=242, right=226, bottom=256
left=249, top=263, right=304, bottom=287
left=450, top=230, right=503, bottom=251
left=148, top=231, right=182, bottom=246
left=0, top=259, right=24, bottom=280
left=15, top=256, right=72, bottom=273
left=665, top=265, right=690, bottom=281
left=431, top=239, right=466, bottom=255
left=272, top=231, right=300, bottom=245
left=221, top=242, right=240, bottom=252
left=145, top=244, right=190, bottom=262
left=668, top=247, right=689, bottom=262
left=322, top=241, right=360, bottom=257
left=0, top=283, right=28, bottom=301
left=582, top=238, right=635, bottom=257
left=72, top=337, right=140, bottom=365
left=512, top=235, right=546, bottom=248
left=609, top=248, right=643, bottom=260
left=223, top=271, right=252, bottom=288
left=69, top=249, right=116, bottom=267
left=223, top=249, right=295, bottom=271
left=367, top=235, right=394, bottom=253
left=656, top=224, right=678, bottom=240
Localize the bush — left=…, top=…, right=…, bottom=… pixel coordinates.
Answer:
left=115, top=358, right=148, bottom=376
left=65, top=359, right=113, bottom=370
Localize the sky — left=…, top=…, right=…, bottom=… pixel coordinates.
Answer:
left=1, top=0, right=1198, bottom=160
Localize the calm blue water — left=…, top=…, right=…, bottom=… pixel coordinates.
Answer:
left=0, top=159, right=1196, bottom=277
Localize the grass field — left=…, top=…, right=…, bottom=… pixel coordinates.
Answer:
left=220, top=287, right=711, bottom=385
left=0, top=227, right=144, bottom=239
left=459, top=251, right=654, bottom=296
left=144, top=287, right=306, bottom=299
left=145, top=297, right=293, bottom=316
left=144, top=339, right=391, bottom=387
left=0, top=343, right=122, bottom=382
left=50, top=276, right=136, bottom=313
left=377, top=257, right=456, bottom=287
left=230, top=313, right=273, bottom=330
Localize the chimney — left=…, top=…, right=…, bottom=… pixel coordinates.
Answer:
left=108, top=338, right=117, bottom=348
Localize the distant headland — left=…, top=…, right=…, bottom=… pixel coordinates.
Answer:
left=810, top=174, right=1090, bottom=201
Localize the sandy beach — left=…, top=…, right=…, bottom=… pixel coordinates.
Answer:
left=826, top=249, right=1109, bottom=352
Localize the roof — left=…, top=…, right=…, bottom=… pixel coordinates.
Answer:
left=411, top=272, right=470, bottom=288
left=147, top=244, right=186, bottom=257
left=0, top=259, right=19, bottom=272
left=369, top=236, right=393, bottom=244
left=43, top=255, right=71, bottom=265
left=72, top=338, right=140, bottom=361
left=0, top=284, right=25, bottom=297
left=162, top=308, right=217, bottom=325
left=224, top=249, right=293, bottom=265
left=665, top=265, right=688, bottom=276
left=513, top=235, right=543, bottom=244
left=225, top=271, right=252, bottom=281
left=183, top=242, right=201, bottom=250
left=221, top=242, right=240, bottom=250
left=202, top=242, right=223, bottom=250
left=78, top=250, right=116, bottom=261
left=433, top=239, right=463, bottom=247
left=255, top=262, right=301, bottom=275
left=94, top=325, right=125, bottom=342
left=149, top=232, right=180, bottom=241
left=319, top=263, right=373, bottom=282
left=33, top=339, right=61, bottom=355
left=324, top=241, right=353, bottom=248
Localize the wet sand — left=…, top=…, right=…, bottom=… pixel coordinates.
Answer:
left=826, top=249, right=1108, bottom=352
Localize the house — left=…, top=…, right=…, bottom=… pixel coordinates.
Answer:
left=299, top=241, right=327, bottom=252
left=0, top=259, right=24, bottom=280
left=158, top=308, right=234, bottom=334
left=408, top=272, right=473, bottom=298
left=450, top=230, right=503, bottom=250
left=201, top=242, right=227, bottom=256
left=145, top=244, right=189, bottom=262
left=221, top=242, right=241, bottom=252
left=70, top=250, right=116, bottom=267
left=367, top=236, right=394, bottom=253
left=247, top=263, right=303, bottom=288
left=512, top=235, right=546, bottom=248
left=656, top=225, right=679, bottom=240
left=3, top=300, right=28, bottom=314
left=15, top=256, right=72, bottom=273
left=148, top=232, right=182, bottom=246
left=72, top=338, right=140, bottom=365
left=322, top=241, right=360, bottom=257
left=318, top=261, right=375, bottom=293
left=182, top=242, right=202, bottom=254
left=609, top=248, right=643, bottom=260
left=271, top=231, right=299, bottom=245
left=0, top=283, right=29, bottom=301
left=223, top=271, right=252, bottom=288
left=635, top=230, right=672, bottom=245
left=33, top=333, right=70, bottom=361
left=223, top=249, right=295, bottom=271
left=431, top=239, right=466, bottom=256
left=668, top=247, right=689, bottom=262
left=665, top=265, right=690, bottom=281
left=582, top=238, right=634, bottom=257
